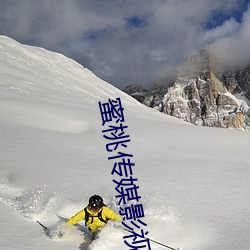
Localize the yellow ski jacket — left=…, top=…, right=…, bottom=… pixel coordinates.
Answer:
left=67, top=206, right=121, bottom=233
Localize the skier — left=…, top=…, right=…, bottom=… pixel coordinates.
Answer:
left=66, top=194, right=121, bottom=239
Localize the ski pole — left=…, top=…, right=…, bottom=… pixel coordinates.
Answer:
left=123, top=228, right=181, bottom=250
left=37, top=220, right=48, bottom=230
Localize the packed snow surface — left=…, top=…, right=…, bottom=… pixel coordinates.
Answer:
left=0, top=36, right=250, bottom=250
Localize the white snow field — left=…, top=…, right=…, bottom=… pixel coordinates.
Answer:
left=0, top=35, right=250, bottom=250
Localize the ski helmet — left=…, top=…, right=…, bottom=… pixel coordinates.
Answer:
left=89, top=195, right=104, bottom=210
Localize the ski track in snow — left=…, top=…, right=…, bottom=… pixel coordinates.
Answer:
left=0, top=181, right=61, bottom=220
left=0, top=179, right=214, bottom=250
left=0, top=181, right=96, bottom=249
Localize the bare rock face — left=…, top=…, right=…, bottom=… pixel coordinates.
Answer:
left=123, top=84, right=147, bottom=103
left=161, top=49, right=249, bottom=129
left=217, top=66, right=250, bottom=99
left=123, top=49, right=250, bottom=130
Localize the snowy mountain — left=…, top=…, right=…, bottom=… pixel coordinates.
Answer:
left=217, top=65, right=250, bottom=100
left=124, top=49, right=250, bottom=130
left=0, top=36, right=250, bottom=250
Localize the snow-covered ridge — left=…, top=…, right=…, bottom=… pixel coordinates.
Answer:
left=0, top=35, right=140, bottom=104
left=0, top=35, right=151, bottom=134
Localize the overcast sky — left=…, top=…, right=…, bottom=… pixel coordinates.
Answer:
left=0, top=0, right=249, bottom=89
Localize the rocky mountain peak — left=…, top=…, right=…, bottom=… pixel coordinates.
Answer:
left=177, top=49, right=210, bottom=78
left=123, top=49, right=250, bottom=130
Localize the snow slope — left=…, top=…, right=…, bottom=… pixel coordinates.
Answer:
left=0, top=35, right=250, bottom=250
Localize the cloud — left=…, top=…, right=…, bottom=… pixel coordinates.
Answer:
left=200, top=18, right=240, bottom=45
left=0, top=0, right=249, bottom=88
left=209, top=4, right=250, bottom=69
